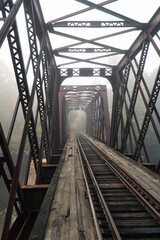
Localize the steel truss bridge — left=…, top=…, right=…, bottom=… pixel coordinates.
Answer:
left=0, top=0, right=159, bottom=239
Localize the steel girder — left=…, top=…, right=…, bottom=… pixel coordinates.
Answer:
left=54, top=1, right=159, bottom=167
left=58, top=68, right=112, bottom=86
left=86, top=94, right=109, bottom=143
left=0, top=123, right=28, bottom=213
left=110, top=9, right=160, bottom=165
left=50, top=20, right=140, bottom=28
left=0, top=0, right=58, bottom=238
left=134, top=67, right=160, bottom=160
left=120, top=39, right=150, bottom=153
left=1, top=0, right=39, bottom=167
left=59, top=85, right=110, bottom=145
left=110, top=62, right=131, bottom=147
left=24, top=0, right=50, bottom=161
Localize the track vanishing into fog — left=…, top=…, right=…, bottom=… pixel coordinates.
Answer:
left=76, top=134, right=160, bottom=240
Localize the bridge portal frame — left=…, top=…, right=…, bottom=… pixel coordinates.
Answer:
left=59, top=85, right=110, bottom=146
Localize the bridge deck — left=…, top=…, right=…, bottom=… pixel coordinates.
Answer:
left=84, top=134, right=160, bottom=203
left=44, top=135, right=97, bottom=240
left=44, top=134, right=160, bottom=239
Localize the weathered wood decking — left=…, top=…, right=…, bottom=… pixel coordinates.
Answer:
left=44, top=134, right=160, bottom=239
left=44, top=136, right=97, bottom=240
left=85, top=134, right=160, bottom=203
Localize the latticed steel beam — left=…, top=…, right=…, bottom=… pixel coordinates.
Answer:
left=89, top=96, right=106, bottom=142
left=134, top=67, right=160, bottom=160
left=50, top=21, right=139, bottom=28
left=1, top=0, right=39, bottom=165
left=24, top=0, right=50, bottom=160
left=120, top=39, right=150, bottom=153
left=58, top=68, right=113, bottom=84
left=54, top=48, right=118, bottom=53
left=0, top=124, right=28, bottom=213
left=111, top=62, right=151, bottom=163
left=131, top=61, right=160, bottom=141
left=111, top=61, right=131, bottom=147
left=62, top=87, right=99, bottom=110
left=85, top=88, right=110, bottom=144
left=1, top=33, right=46, bottom=240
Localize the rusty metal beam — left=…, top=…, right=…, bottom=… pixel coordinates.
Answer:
left=1, top=33, right=46, bottom=240
left=58, top=68, right=113, bottom=84
left=134, top=66, right=160, bottom=160
left=50, top=20, right=138, bottom=28
left=54, top=48, right=118, bottom=54
left=120, top=39, right=150, bottom=153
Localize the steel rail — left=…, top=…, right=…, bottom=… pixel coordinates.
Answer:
left=82, top=134, right=160, bottom=222
left=76, top=137, right=103, bottom=240
left=77, top=136, right=122, bottom=240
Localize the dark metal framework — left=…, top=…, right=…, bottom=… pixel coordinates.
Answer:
left=0, top=0, right=159, bottom=239
left=0, top=0, right=58, bottom=239
left=59, top=85, right=110, bottom=145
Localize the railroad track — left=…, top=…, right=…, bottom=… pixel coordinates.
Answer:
left=76, top=134, right=160, bottom=240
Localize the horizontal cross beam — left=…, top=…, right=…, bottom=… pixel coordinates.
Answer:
left=60, top=85, right=107, bottom=91
left=49, top=21, right=138, bottom=28
left=58, top=68, right=112, bottom=78
left=54, top=48, right=119, bottom=53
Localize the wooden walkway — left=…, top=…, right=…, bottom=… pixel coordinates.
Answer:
left=85, top=134, right=160, bottom=203
left=44, top=135, right=97, bottom=240
left=44, top=134, right=160, bottom=240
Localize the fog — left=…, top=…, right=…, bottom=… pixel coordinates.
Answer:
left=68, top=110, right=86, bottom=133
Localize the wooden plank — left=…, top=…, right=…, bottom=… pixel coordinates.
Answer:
left=29, top=140, right=66, bottom=240
left=45, top=146, right=72, bottom=240
left=68, top=155, right=79, bottom=239
left=44, top=136, right=97, bottom=240
left=74, top=138, right=97, bottom=240
left=85, top=134, right=160, bottom=203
